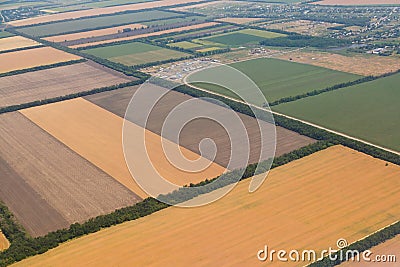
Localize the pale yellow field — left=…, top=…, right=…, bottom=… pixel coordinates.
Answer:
left=69, top=22, right=219, bottom=48
left=217, top=17, right=263, bottom=24
left=313, top=0, right=400, bottom=5
left=13, top=146, right=400, bottom=266
left=0, top=231, right=9, bottom=251
left=21, top=98, right=226, bottom=199
left=44, top=24, right=147, bottom=42
left=275, top=51, right=400, bottom=76
left=9, top=0, right=204, bottom=27
left=171, top=0, right=230, bottom=11
left=0, top=47, right=81, bottom=73
left=0, top=36, right=39, bottom=52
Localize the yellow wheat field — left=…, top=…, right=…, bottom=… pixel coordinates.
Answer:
left=0, top=231, right=9, bottom=251
left=12, top=145, right=400, bottom=266
left=21, top=98, right=226, bottom=199
left=0, top=36, right=39, bottom=52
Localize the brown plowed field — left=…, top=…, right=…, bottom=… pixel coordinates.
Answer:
left=0, top=61, right=132, bottom=108
left=13, top=146, right=400, bottom=266
left=0, top=112, right=140, bottom=237
left=313, top=0, right=400, bottom=5
left=0, top=36, right=39, bottom=52
left=0, top=46, right=81, bottom=73
left=44, top=23, right=147, bottom=43
left=69, top=22, right=218, bottom=48
left=21, top=98, right=226, bottom=199
left=85, top=85, right=315, bottom=169
left=9, top=0, right=203, bottom=27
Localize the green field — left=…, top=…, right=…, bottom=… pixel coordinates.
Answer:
left=84, top=42, right=190, bottom=66
left=274, top=73, right=400, bottom=152
left=200, top=29, right=285, bottom=46
left=168, top=41, right=202, bottom=49
left=0, top=31, right=14, bottom=39
left=17, top=10, right=182, bottom=37
left=51, top=0, right=155, bottom=12
left=188, top=58, right=361, bottom=104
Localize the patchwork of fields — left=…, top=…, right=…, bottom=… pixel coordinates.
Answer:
left=0, top=112, right=140, bottom=237
left=0, top=36, right=40, bottom=52
left=12, top=145, right=400, bottom=266
left=84, top=42, right=190, bottom=66
left=21, top=98, right=226, bottom=198
left=85, top=85, right=315, bottom=169
left=188, top=57, right=362, bottom=104
left=0, top=46, right=81, bottom=74
left=274, top=72, right=400, bottom=152
left=0, top=61, right=132, bottom=108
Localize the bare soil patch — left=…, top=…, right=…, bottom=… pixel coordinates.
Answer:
left=216, top=17, right=263, bottom=24
left=0, top=112, right=139, bottom=237
left=0, top=61, right=132, bottom=108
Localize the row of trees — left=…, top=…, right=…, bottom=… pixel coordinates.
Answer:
left=0, top=44, right=44, bottom=55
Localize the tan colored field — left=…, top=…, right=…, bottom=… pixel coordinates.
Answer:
left=217, top=17, right=263, bottom=24
left=340, top=234, right=399, bottom=266
left=69, top=22, right=219, bottom=48
left=44, top=24, right=147, bottom=42
left=0, top=46, right=81, bottom=73
left=21, top=98, right=226, bottom=199
left=275, top=51, right=400, bottom=76
left=0, top=232, right=9, bottom=251
left=12, top=145, right=400, bottom=266
left=262, top=20, right=343, bottom=37
left=313, top=0, right=400, bottom=5
left=0, top=112, right=139, bottom=237
left=0, top=61, right=132, bottom=108
left=0, top=36, right=39, bottom=52
left=171, top=1, right=230, bottom=11
left=9, top=0, right=203, bottom=27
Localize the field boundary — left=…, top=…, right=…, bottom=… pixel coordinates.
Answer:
left=0, top=58, right=86, bottom=78
left=0, top=141, right=330, bottom=267
left=269, top=68, right=400, bottom=106
left=0, top=44, right=44, bottom=55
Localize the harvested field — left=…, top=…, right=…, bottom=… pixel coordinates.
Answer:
left=261, top=19, right=343, bottom=37
left=0, top=232, right=9, bottom=251
left=188, top=58, right=362, bottom=104
left=44, top=23, right=147, bottom=42
left=0, top=112, right=140, bottom=237
left=275, top=51, right=400, bottom=76
left=274, top=72, right=400, bottom=152
left=9, top=0, right=203, bottom=27
left=0, top=36, right=39, bottom=52
left=0, top=46, right=81, bottom=74
left=21, top=98, right=226, bottom=199
left=84, top=42, right=189, bottom=66
left=70, top=22, right=218, bottom=48
left=216, top=17, right=263, bottom=24
left=13, top=146, right=400, bottom=266
left=340, top=234, right=400, bottom=266
left=313, top=0, right=400, bottom=5
left=171, top=1, right=230, bottom=11
left=0, top=61, right=132, bottom=108
left=85, top=85, right=315, bottom=169
left=201, top=29, right=285, bottom=46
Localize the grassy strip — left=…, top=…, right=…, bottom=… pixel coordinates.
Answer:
left=0, top=59, right=86, bottom=78
left=0, top=140, right=329, bottom=267
left=0, top=44, right=44, bottom=55
left=0, top=80, right=142, bottom=114
left=269, top=69, right=400, bottom=106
